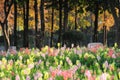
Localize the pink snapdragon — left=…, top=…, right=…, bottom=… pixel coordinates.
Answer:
left=51, top=69, right=73, bottom=80
left=85, top=70, right=92, bottom=78
left=25, top=48, right=30, bottom=54
left=9, top=49, right=17, bottom=54
left=28, top=63, right=34, bottom=69
left=100, top=73, right=107, bottom=80
left=34, top=71, right=43, bottom=80
left=26, top=75, right=30, bottom=80
left=61, top=70, right=72, bottom=80
left=15, top=75, right=20, bottom=80
left=66, top=57, right=72, bottom=66
left=85, top=70, right=95, bottom=80
left=104, top=61, right=109, bottom=69
left=51, top=69, right=58, bottom=78
left=108, top=49, right=116, bottom=58
left=48, top=47, right=59, bottom=56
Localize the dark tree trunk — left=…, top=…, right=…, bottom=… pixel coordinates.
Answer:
left=50, top=0, right=54, bottom=47
left=58, top=0, right=63, bottom=44
left=63, top=0, right=68, bottom=32
left=93, top=1, right=99, bottom=42
left=23, top=3, right=26, bottom=47
left=116, top=1, right=120, bottom=48
left=63, top=0, right=68, bottom=45
left=103, top=26, right=107, bottom=46
left=103, top=10, right=107, bottom=46
left=1, top=23, right=10, bottom=50
left=34, top=0, right=38, bottom=48
left=109, top=1, right=120, bottom=47
left=40, top=0, right=45, bottom=34
left=0, top=0, right=13, bottom=50
left=40, top=0, right=45, bottom=48
left=14, top=0, right=17, bottom=47
left=75, top=5, right=77, bottom=30
left=23, top=0, right=29, bottom=48
left=117, top=3, right=120, bottom=47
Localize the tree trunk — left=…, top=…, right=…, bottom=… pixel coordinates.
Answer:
left=116, top=1, right=120, bottom=48
left=34, top=0, right=38, bottom=48
left=109, top=1, right=120, bottom=47
left=93, top=1, right=99, bottom=42
left=23, top=0, right=29, bottom=48
left=63, top=0, right=68, bottom=32
left=23, top=3, right=26, bottom=47
left=103, top=26, right=107, bottom=46
left=117, top=4, right=120, bottom=47
left=58, top=0, right=63, bottom=44
left=50, top=0, right=54, bottom=47
left=40, top=0, right=45, bottom=34
left=1, top=23, right=10, bottom=50
left=103, top=10, right=107, bottom=46
left=0, top=0, right=13, bottom=50
left=40, top=0, right=45, bottom=48
left=75, top=5, right=77, bottom=30
left=4, top=1, right=10, bottom=50
left=14, top=0, right=17, bottom=47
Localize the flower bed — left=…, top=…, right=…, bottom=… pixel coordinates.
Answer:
left=0, top=45, right=120, bottom=80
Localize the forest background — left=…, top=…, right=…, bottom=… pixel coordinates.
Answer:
left=0, top=0, right=120, bottom=50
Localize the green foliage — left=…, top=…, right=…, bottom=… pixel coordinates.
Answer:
left=62, top=30, right=86, bottom=46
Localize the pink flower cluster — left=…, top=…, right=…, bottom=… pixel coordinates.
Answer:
left=34, top=71, right=43, bottom=80
left=47, top=47, right=59, bottom=56
left=51, top=69, right=73, bottom=80
left=85, top=70, right=95, bottom=80
left=88, top=43, right=103, bottom=53
left=20, top=48, right=30, bottom=54
left=108, top=49, right=116, bottom=58
left=50, top=66, right=78, bottom=80
left=66, top=57, right=72, bottom=66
